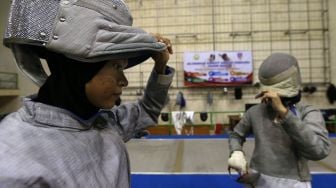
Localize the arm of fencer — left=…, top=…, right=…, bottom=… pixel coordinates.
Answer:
left=111, top=67, right=175, bottom=141
left=280, top=105, right=331, bottom=160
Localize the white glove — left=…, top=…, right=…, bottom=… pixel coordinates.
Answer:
left=228, top=151, right=248, bottom=174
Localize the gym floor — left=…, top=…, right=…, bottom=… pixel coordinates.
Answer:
left=127, top=136, right=336, bottom=188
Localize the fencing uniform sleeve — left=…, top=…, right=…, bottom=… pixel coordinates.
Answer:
left=280, top=105, right=331, bottom=160
left=111, top=67, right=175, bottom=141
left=228, top=110, right=252, bottom=152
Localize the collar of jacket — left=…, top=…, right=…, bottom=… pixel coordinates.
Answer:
left=20, top=96, right=109, bottom=131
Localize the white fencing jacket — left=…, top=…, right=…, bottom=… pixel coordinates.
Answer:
left=0, top=68, right=174, bottom=188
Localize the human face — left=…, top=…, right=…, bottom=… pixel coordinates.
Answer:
left=85, top=59, right=128, bottom=109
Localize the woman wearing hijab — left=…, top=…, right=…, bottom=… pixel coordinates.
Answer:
left=0, top=0, right=174, bottom=187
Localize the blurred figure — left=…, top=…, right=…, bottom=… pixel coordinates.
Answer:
left=228, top=53, right=330, bottom=188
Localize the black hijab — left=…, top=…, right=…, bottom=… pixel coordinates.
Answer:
left=34, top=52, right=106, bottom=120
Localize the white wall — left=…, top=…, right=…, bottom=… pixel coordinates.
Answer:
left=329, top=0, right=336, bottom=84
left=125, top=0, right=336, bottom=118
left=0, top=0, right=16, bottom=74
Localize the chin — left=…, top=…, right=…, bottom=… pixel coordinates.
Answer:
left=99, top=98, right=120, bottom=109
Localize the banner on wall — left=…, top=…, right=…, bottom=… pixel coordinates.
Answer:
left=184, top=51, right=253, bottom=87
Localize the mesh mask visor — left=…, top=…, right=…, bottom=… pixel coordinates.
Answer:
left=9, top=44, right=48, bottom=87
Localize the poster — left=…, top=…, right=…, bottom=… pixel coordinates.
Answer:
left=184, top=51, right=253, bottom=87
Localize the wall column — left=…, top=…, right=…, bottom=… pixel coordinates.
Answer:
left=328, top=0, right=336, bottom=84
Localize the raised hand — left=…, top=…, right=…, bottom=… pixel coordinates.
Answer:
left=151, top=33, right=173, bottom=74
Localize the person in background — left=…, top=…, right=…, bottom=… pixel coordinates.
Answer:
left=0, top=0, right=174, bottom=187
left=228, top=53, right=330, bottom=188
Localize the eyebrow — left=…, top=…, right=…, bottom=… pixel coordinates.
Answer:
left=113, top=61, right=127, bottom=69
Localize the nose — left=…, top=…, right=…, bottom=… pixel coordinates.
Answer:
left=119, top=73, right=128, bottom=87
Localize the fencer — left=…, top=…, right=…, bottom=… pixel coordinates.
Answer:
left=228, top=53, right=330, bottom=188
left=0, top=0, right=174, bottom=187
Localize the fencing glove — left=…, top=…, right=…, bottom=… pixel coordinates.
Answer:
left=228, top=151, right=248, bottom=175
